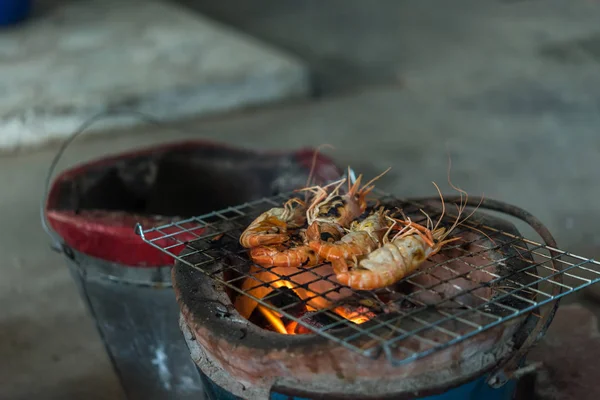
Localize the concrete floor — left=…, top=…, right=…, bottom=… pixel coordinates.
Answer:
left=0, top=0, right=309, bottom=152
left=3, top=1, right=600, bottom=399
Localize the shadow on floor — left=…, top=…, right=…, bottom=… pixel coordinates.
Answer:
left=175, top=0, right=421, bottom=95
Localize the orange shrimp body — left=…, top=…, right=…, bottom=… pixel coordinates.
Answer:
left=309, top=208, right=389, bottom=266
left=240, top=198, right=306, bottom=248
left=335, top=222, right=459, bottom=290
left=250, top=244, right=319, bottom=269
left=336, top=176, right=479, bottom=290
left=299, top=170, right=389, bottom=260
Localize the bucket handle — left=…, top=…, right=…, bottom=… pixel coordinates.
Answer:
left=40, top=109, right=183, bottom=255
left=410, top=195, right=561, bottom=388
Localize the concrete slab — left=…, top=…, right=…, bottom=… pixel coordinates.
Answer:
left=188, top=0, right=600, bottom=96
left=2, top=84, right=600, bottom=398
left=528, top=304, right=600, bottom=400
left=0, top=0, right=309, bottom=152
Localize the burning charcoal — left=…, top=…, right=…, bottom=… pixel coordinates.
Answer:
left=335, top=304, right=377, bottom=323
left=292, top=313, right=335, bottom=335
left=292, top=309, right=370, bottom=334
left=300, top=311, right=343, bottom=330
left=385, top=299, right=425, bottom=314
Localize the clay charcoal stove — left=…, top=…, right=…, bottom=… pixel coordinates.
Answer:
left=137, top=181, right=600, bottom=399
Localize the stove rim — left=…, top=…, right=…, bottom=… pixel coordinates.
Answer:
left=178, top=309, right=524, bottom=400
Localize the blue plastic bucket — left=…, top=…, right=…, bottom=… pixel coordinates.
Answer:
left=0, top=0, right=32, bottom=26
left=198, top=366, right=519, bottom=400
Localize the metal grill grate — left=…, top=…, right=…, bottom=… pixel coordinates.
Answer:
left=135, top=190, right=600, bottom=367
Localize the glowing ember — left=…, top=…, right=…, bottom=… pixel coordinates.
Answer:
left=234, top=263, right=377, bottom=335
left=235, top=263, right=350, bottom=320
left=333, top=307, right=372, bottom=325
left=272, top=279, right=295, bottom=291
left=285, top=321, right=299, bottom=334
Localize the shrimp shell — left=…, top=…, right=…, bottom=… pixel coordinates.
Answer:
left=239, top=198, right=306, bottom=248
left=309, top=208, right=389, bottom=265
left=250, top=244, right=320, bottom=269
left=304, top=168, right=390, bottom=228
left=335, top=234, right=431, bottom=290
left=335, top=218, right=459, bottom=291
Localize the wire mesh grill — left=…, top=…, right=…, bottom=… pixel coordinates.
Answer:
left=135, top=190, right=600, bottom=367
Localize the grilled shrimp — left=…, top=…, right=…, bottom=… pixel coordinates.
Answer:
left=305, top=220, right=345, bottom=243
left=308, top=207, right=391, bottom=272
left=249, top=244, right=319, bottom=269
left=249, top=218, right=344, bottom=269
left=239, top=198, right=307, bottom=248
left=249, top=229, right=320, bottom=268
left=304, top=168, right=390, bottom=228
left=297, top=167, right=390, bottom=261
left=335, top=183, right=476, bottom=290
left=334, top=223, right=459, bottom=290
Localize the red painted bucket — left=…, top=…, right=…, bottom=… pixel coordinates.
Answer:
left=44, top=140, right=339, bottom=267
left=41, top=114, right=342, bottom=400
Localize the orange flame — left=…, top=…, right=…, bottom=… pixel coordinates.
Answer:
left=333, top=307, right=371, bottom=325
left=257, top=305, right=289, bottom=334
left=235, top=263, right=375, bottom=334
left=285, top=321, right=299, bottom=334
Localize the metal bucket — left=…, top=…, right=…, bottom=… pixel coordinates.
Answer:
left=41, top=114, right=341, bottom=400
left=57, top=249, right=204, bottom=399
left=42, top=146, right=207, bottom=399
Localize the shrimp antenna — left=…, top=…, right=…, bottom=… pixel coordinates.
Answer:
left=304, top=144, right=335, bottom=202
left=303, top=177, right=347, bottom=223
left=298, top=176, right=345, bottom=197
left=347, top=166, right=353, bottom=193
left=306, top=144, right=335, bottom=187
left=435, top=155, right=468, bottom=241
left=313, top=178, right=347, bottom=221
left=419, top=209, right=434, bottom=231
left=438, top=154, right=490, bottom=243
left=361, top=167, right=392, bottom=194
left=431, top=181, right=446, bottom=232
left=385, top=215, right=410, bottom=242
left=305, top=180, right=339, bottom=194
left=446, top=155, right=468, bottom=217
left=454, top=192, right=496, bottom=245
left=383, top=216, right=398, bottom=244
